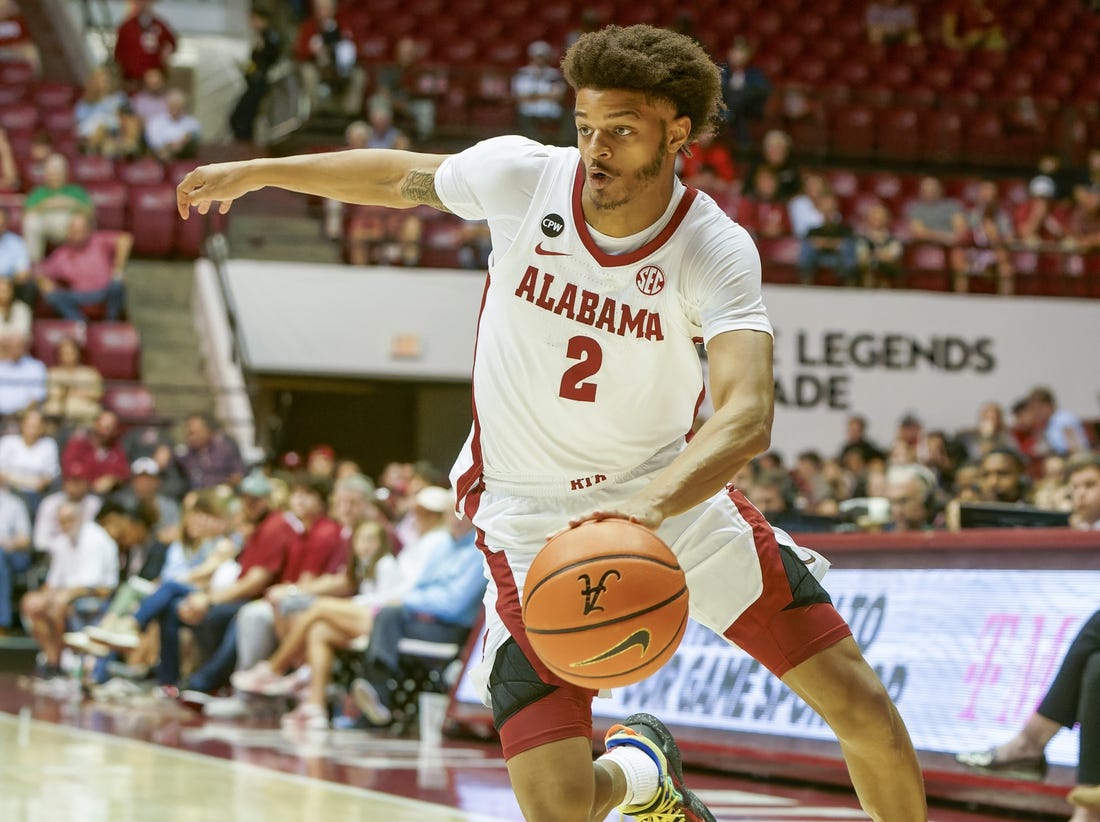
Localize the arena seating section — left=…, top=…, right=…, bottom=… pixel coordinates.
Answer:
left=1, top=0, right=1098, bottom=300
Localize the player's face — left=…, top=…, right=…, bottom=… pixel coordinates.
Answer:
left=574, top=88, right=688, bottom=216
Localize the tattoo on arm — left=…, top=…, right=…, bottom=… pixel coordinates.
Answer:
left=400, top=169, right=451, bottom=212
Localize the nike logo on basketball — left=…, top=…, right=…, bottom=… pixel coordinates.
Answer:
left=572, top=629, right=651, bottom=668
left=534, top=242, right=570, bottom=256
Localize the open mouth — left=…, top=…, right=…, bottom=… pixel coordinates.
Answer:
left=587, top=167, right=615, bottom=187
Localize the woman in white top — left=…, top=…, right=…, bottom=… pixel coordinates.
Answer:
left=43, top=335, right=104, bottom=424
left=0, top=277, right=30, bottom=339
left=0, top=406, right=59, bottom=514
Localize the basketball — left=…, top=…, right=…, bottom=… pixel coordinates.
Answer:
left=522, top=518, right=689, bottom=689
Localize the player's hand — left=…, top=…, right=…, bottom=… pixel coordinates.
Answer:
left=547, top=500, right=664, bottom=541
left=176, top=161, right=260, bottom=219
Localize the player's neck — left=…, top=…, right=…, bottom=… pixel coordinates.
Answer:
left=582, top=174, right=677, bottom=238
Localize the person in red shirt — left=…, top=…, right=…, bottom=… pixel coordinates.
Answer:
left=1013, top=175, right=1070, bottom=249
left=293, top=0, right=364, bottom=116
left=60, top=409, right=131, bottom=496
left=37, top=213, right=131, bottom=321
left=113, top=0, right=177, bottom=86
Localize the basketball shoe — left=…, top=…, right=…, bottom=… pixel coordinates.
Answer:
left=604, top=713, right=716, bottom=822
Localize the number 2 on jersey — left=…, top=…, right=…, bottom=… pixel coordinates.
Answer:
left=558, top=335, right=603, bottom=402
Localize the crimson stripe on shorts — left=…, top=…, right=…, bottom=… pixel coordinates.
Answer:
left=454, top=273, right=491, bottom=504
left=725, top=487, right=795, bottom=633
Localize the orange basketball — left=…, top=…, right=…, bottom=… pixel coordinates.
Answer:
left=522, top=518, right=689, bottom=689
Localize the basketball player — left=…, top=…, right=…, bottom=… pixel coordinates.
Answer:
left=177, top=24, right=926, bottom=822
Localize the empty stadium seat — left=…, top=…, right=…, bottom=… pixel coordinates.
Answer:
left=0, top=61, right=34, bottom=87
left=903, top=244, right=951, bottom=292
left=101, top=385, right=157, bottom=423
left=85, top=181, right=128, bottom=231
left=756, top=236, right=801, bottom=285
left=0, top=102, right=38, bottom=133
left=126, top=184, right=177, bottom=257
left=35, top=82, right=77, bottom=109
left=876, top=108, right=921, bottom=163
left=85, top=322, right=141, bottom=380
left=40, top=107, right=76, bottom=135
left=920, top=110, right=963, bottom=164
left=829, top=105, right=875, bottom=160
left=71, top=154, right=116, bottom=184
left=117, top=157, right=166, bottom=186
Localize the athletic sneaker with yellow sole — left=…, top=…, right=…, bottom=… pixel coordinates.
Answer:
left=604, top=713, right=716, bottom=822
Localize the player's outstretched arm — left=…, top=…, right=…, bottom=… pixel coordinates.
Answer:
left=175, top=149, right=452, bottom=219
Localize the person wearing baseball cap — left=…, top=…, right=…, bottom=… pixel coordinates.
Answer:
left=110, top=456, right=181, bottom=545
left=32, top=461, right=102, bottom=554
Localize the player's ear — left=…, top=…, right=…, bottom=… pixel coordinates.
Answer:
left=668, top=116, right=691, bottom=154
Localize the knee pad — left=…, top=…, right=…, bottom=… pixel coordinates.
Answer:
left=488, top=637, right=558, bottom=730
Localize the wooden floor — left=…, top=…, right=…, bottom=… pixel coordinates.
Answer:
left=0, top=674, right=1067, bottom=822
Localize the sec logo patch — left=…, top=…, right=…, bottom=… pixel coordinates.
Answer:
left=635, top=265, right=665, bottom=295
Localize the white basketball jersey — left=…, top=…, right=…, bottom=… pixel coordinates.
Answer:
left=436, top=137, right=771, bottom=501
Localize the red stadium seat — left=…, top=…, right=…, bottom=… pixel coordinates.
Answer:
left=40, top=106, right=76, bottom=135
left=34, top=82, right=77, bottom=109
left=101, top=385, right=157, bottom=423
left=71, top=154, right=115, bottom=184
left=876, top=108, right=921, bottom=163
left=117, top=157, right=166, bottom=186
left=756, top=236, right=801, bottom=285
left=127, top=184, right=177, bottom=257
left=903, top=244, right=951, bottom=292
left=85, top=181, right=128, bottom=231
left=829, top=105, right=875, bottom=160
left=31, top=319, right=86, bottom=366
left=962, top=110, right=1007, bottom=167
left=0, top=102, right=38, bottom=132
left=85, top=322, right=141, bottom=381
left=920, top=109, right=963, bottom=163
left=0, top=86, right=23, bottom=105
left=0, top=61, right=34, bottom=87
left=864, top=172, right=905, bottom=208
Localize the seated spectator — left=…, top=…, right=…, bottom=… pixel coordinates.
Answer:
left=294, top=0, right=364, bottom=118
left=961, top=401, right=1018, bottom=461
left=0, top=207, right=32, bottom=304
left=905, top=176, right=967, bottom=246
left=941, top=0, right=1006, bottom=50
left=365, top=100, right=410, bottom=151
left=856, top=201, right=904, bottom=288
left=0, top=127, right=18, bottom=191
left=144, top=89, right=201, bottom=161
left=229, top=9, right=284, bottom=143
left=37, top=213, right=130, bottom=322
left=350, top=511, right=487, bottom=727
left=745, top=130, right=801, bottom=200
left=112, top=457, right=181, bottom=545
left=735, top=167, right=790, bottom=239
left=956, top=610, right=1100, bottom=812
left=177, top=413, right=245, bottom=490
left=74, top=66, right=143, bottom=159
left=958, top=181, right=1013, bottom=295
left=370, top=37, right=440, bottom=142
left=798, top=193, right=857, bottom=285
left=21, top=154, right=94, bottom=264
left=719, top=36, right=771, bottom=153
left=1027, top=386, right=1091, bottom=457
left=865, top=0, right=921, bottom=46
left=977, top=447, right=1030, bottom=505
left=121, top=421, right=188, bottom=500
left=457, top=221, right=491, bottom=271
left=62, top=409, right=131, bottom=496
left=128, top=67, right=170, bottom=124
left=788, top=173, right=828, bottom=240
left=1064, top=184, right=1100, bottom=253
left=0, top=333, right=46, bottom=417
left=885, top=463, right=939, bottom=532
left=512, top=41, right=567, bottom=144
left=1014, top=175, right=1069, bottom=247
left=0, top=407, right=59, bottom=516
left=0, top=276, right=29, bottom=339
left=113, top=0, right=177, bottom=88
left=44, top=335, right=104, bottom=425
left=1067, top=452, right=1100, bottom=530
left=33, top=462, right=100, bottom=553
left=20, top=500, right=118, bottom=677
left=0, top=475, right=30, bottom=635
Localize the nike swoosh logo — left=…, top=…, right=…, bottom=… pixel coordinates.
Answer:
left=534, top=242, right=570, bottom=256
left=571, top=629, right=651, bottom=668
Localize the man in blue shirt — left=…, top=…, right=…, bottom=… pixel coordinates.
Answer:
left=0, top=208, right=32, bottom=304
left=351, top=512, right=486, bottom=725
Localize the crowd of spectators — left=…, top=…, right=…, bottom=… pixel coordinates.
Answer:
left=6, top=436, right=489, bottom=734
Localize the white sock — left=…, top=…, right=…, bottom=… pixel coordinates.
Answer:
left=598, top=744, right=660, bottom=808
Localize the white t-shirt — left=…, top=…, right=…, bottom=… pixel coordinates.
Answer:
left=0, top=433, right=59, bottom=492
left=45, top=520, right=119, bottom=590
left=434, top=136, right=772, bottom=497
